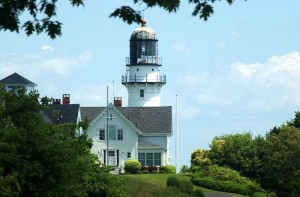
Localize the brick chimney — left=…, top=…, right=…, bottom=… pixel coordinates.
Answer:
left=52, top=99, right=61, bottom=105
left=63, top=94, right=70, bottom=105
left=114, top=97, right=122, bottom=107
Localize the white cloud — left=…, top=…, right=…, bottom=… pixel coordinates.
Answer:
left=230, top=51, right=300, bottom=109
left=172, top=41, right=191, bottom=56
left=41, top=45, right=54, bottom=51
left=43, top=51, right=92, bottom=74
left=231, top=51, right=300, bottom=87
left=231, top=62, right=260, bottom=80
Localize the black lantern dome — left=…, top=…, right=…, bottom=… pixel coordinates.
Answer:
left=129, top=20, right=161, bottom=66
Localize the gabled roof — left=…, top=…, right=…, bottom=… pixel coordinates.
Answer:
left=80, top=105, right=172, bottom=135
left=41, top=104, right=80, bottom=124
left=0, top=72, right=36, bottom=86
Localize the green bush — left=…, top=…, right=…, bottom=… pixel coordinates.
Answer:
left=193, top=188, right=205, bottom=197
left=192, top=165, right=264, bottom=194
left=167, top=176, right=180, bottom=188
left=160, top=165, right=176, bottom=174
left=141, top=170, right=149, bottom=174
left=252, top=192, right=267, bottom=197
left=124, top=160, right=141, bottom=174
left=191, top=175, right=252, bottom=195
left=178, top=179, right=193, bottom=195
left=167, top=176, right=194, bottom=195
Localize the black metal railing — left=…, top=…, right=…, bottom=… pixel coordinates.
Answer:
left=126, top=57, right=162, bottom=66
left=122, top=74, right=166, bottom=83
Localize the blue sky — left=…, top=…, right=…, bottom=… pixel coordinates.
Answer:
left=1, top=0, right=300, bottom=167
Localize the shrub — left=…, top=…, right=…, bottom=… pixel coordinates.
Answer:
left=151, top=170, right=159, bottom=174
left=159, top=170, right=167, bottom=174
left=193, top=188, right=205, bottom=197
left=166, top=176, right=180, bottom=188
left=167, top=176, right=194, bottom=195
left=160, top=165, right=176, bottom=174
left=141, top=166, right=148, bottom=171
left=191, top=175, right=253, bottom=195
left=124, top=160, right=141, bottom=174
left=178, top=179, right=193, bottom=195
left=252, top=192, right=267, bottom=197
left=147, top=166, right=158, bottom=173
left=141, top=170, right=149, bottom=174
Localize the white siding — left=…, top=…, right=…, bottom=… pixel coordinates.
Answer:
left=87, top=108, right=139, bottom=166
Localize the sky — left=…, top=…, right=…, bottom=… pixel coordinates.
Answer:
left=1, top=0, right=300, bottom=168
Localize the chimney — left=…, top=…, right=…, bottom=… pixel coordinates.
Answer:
left=63, top=94, right=70, bottom=105
left=52, top=99, right=61, bottom=105
left=114, top=97, right=122, bottom=107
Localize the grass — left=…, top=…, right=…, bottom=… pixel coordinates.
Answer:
left=123, top=174, right=248, bottom=197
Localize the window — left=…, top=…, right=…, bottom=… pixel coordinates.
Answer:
left=109, top=151, right=115, bottom=156
left=108, top=126, right=116, bottom=140
left=146, top=153, right=153, bottom=166
left=140, top=89, right=144, bottom=98
left=138, top=153, right=161, bottom=166
left=138, top=153, right=145, bottom=166
left=117, top=129, right=123, bottom=140
left=99, top=129, right=105, bottom=140
left=154, top=153, right=161, bottom=166
left=127, top=152, right=131, bottom=158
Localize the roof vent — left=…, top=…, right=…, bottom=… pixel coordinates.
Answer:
left=114, top=97, right=122, bottom=107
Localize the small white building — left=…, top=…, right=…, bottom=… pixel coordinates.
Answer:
left=82, top=20, right=173, bottom=167
left=0, top=72, right=36, bottom=94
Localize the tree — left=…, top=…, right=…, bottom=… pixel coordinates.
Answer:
left=0, top=0, right=246, bottom=39
left=209, top=132, right=265, bottom=181
left=263, top=125, right=300, bottom=196
left=0, top=87, right=126, bottom=196
left=191, top=149, right=211, bottom=168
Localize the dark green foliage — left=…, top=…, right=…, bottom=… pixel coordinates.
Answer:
left=0, top=87, right=126, bottom=196
left=262, top=125, right=300, bottom=196
left=0, top=0, right=84, bottom=39
left=193, top=188, right=205, bottom=197
left=124, top=160, right=141, bottom=174
left=252, top=192, right=268, bottom=197
left=166, top=176, right=180, bottom=188
left=209, top=132, right=265, bottom=181
left=160, top=165, right=176, bottom=174
left=166, top=176, right=194, bottom=195
left=1, top=0, right=247, bottom=38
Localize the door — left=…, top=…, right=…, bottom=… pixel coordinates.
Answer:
left=108, top=151, right=115, bottom=166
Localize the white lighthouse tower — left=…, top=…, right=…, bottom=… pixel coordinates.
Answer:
left=122, top=20, right=166, bottom=107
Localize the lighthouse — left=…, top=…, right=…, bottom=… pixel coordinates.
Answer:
left=122, top=20, right=166, bottom=107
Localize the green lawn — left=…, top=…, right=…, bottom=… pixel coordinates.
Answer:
left=123, top=174, right=248, bottom=197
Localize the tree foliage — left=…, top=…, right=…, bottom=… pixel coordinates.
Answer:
left=0, top=0, right=246, bottom=39
left=209, top=132, right=265, bottom=181
left=191, top=148, right=211, bottom=168
left=0, top=87, right=126, bottom=196
left=262, top=125, right=300, bottom=196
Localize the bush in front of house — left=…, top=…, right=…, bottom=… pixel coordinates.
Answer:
left=167, top=176, right=195, bottom=196
left=124, top=160, right=141, bottom=174
left=160, top=165, right=176, bottom=174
